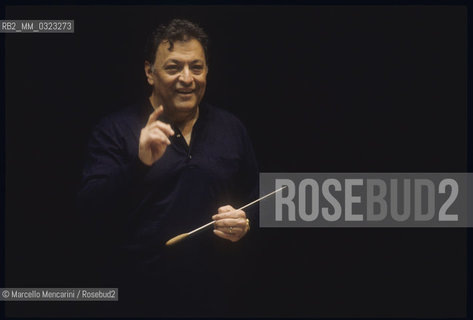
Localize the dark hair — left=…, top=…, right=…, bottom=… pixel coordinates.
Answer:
left=144, top=19, right=209, bottom=65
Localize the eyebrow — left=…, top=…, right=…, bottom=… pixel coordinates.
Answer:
left=164, top=59, right=204, bottom=64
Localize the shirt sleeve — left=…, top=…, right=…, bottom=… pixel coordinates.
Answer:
left=237, top=125, right=260, bottom=226
left=77, top=117, right=149, bottom=222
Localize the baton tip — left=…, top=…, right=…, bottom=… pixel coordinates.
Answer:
left=165, top=233, right=189, bottom=246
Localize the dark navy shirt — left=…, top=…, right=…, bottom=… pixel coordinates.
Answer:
left=78, top=99, right=258, bottom=284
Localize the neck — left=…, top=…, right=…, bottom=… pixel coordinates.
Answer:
left=148, top=95, right=199, bottom=134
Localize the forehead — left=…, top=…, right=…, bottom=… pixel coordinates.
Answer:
left=155, top=38, right=206, bottom=63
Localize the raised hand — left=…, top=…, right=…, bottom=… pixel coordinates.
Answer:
left=138, top=105, right=175, bottom=166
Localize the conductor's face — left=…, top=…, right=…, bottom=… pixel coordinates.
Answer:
left=146, top=38, right=208, bottom=115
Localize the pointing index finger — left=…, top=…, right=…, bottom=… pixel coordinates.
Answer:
left=147, top=105, right=164, bottom=126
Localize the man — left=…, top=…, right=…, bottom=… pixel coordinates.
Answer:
left=78, top=19, right=258, bottom=316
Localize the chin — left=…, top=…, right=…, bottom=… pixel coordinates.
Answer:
left=173, top=101, right=199, bottom=112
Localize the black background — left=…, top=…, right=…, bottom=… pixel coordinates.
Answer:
left=2, top=4, right=469, bottom=318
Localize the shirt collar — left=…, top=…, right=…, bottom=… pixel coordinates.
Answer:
left=142, top=98, right=208, bottom=127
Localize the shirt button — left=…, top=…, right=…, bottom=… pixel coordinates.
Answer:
left=176, top=134, right=181, bottom=138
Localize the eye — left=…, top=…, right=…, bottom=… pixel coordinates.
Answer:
left=165, top=65, right=179, bottom=74
left=191, top=65, right=204, bottom=74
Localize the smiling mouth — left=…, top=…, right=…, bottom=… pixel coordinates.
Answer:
left=176, top=90, right=194, bottom=94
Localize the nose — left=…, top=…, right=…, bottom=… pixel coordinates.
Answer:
left=178, top=66, right=193, bottom=85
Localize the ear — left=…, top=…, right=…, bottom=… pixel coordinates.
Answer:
left=144, top=61, right=155, bottom=85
